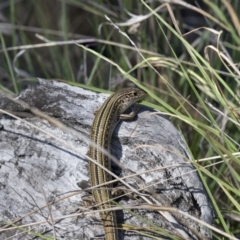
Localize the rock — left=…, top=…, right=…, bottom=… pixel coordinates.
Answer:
left=0, top=79, right=214, bottom=239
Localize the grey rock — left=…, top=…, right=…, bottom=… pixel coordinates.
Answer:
left=0, top=79, right=214, bottom=239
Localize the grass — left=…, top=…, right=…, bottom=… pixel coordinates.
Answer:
left=0, top=0, right=240, bottom=239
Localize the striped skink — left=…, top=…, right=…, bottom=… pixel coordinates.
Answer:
left=88, top=88, right=146, bottom=240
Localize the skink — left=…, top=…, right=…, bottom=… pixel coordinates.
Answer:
left=88, top=88, right=146, bottom=239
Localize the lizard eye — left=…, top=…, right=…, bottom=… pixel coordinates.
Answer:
left=133, top=92, right=138, bottom=96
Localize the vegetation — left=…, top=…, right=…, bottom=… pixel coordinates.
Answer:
left=1, top=0, right=240, bottom=239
